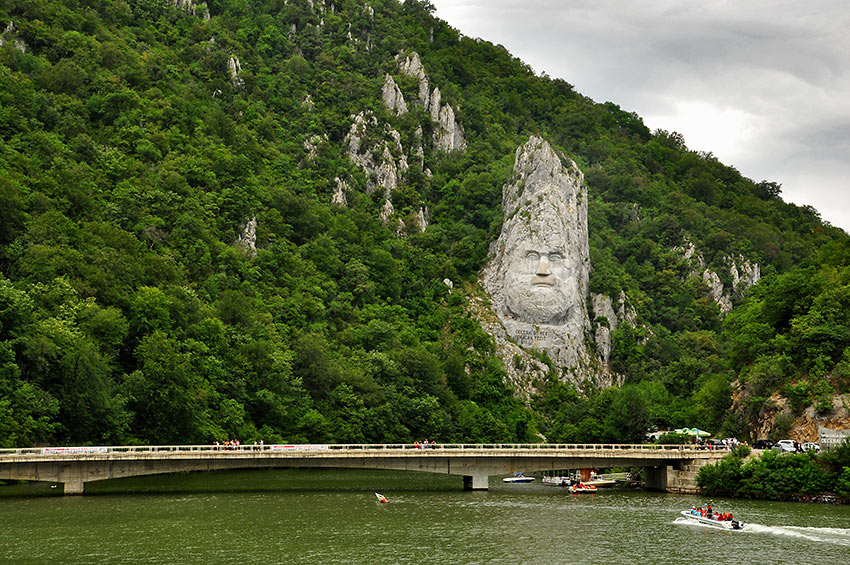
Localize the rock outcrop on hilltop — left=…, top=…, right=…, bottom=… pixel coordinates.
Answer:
left=340, top=50, right=467, bottom=232
left=480, top=136, right=617, bottom=390
left=675, top=240, right=761, bottom=313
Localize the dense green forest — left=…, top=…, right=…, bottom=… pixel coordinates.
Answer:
left=698, top=442, right=850, bottom=500
left=1, top=0, right=849, bottom=448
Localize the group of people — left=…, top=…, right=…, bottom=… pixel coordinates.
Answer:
left=690, top=505, right=733, bottom=521
left=413, top=440, right=438, bottom=449
left=214, top=440, right=265, bottom=451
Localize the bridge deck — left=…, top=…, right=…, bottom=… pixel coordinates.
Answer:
left=0, top=443, right=726, bottom=495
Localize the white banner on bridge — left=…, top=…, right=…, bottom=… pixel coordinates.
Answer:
left=42, top=447, right=110, bottom=454
left=268, top=444, right=329, bottom=451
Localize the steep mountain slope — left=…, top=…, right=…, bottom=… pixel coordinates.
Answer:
left=1, top=0, right=848, bottom=447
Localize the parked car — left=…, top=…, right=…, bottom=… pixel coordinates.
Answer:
left=752, top=439, right=773, bottom=450
left=772, top=439, right=796, bottom=453
left=801, top=442, right=821, bottom=452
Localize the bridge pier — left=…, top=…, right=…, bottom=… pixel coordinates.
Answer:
left=63, top=478, right=85, bottom=495
left=463, top=474, right=489, bottom=490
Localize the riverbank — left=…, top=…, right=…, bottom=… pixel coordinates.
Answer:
left=696, top=446, right=850, bottom=504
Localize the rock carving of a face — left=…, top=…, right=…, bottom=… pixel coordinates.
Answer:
left=502, top=230, right=578, bottom=326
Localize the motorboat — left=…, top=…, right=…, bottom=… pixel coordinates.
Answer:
left=375, top=492, right=389, bottom=503
left=583, top=478, right=616, bottom=488
left=542, top=475, right=571, bottom=487
left=680, top=510, right=744, bottom=530
left=569, top=482, right=597, bottom=494
left=502, top=472, right=535, bottom=483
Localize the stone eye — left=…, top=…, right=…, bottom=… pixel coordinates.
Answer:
left=526, top=252, right=539, bottom=261
left=549, top=253, right=562, bottom=262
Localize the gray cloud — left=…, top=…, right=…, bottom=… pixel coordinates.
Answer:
left=431, top=0, right=850, bottom=232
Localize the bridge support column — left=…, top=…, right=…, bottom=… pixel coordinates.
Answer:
left=63, top=478, right=85, bottom=495
left=463, top=474, right=488, bottom=491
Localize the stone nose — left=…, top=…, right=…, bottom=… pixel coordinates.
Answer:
left=536, top=255, right=550, bottom=276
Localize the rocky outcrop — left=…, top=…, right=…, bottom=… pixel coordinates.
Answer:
left=734, top=389, right=850, bottom=444
left=235, top=217, right=257, bottom=257
left=331, top=177, right=348, bottom=207
left=591, top=291, right=639, bottom=363
left=0, top=21, right=26, bottom=52
left=228, top=55, right=244, bottom=89
left=394, top=51, right=466, bottom=152
left=379, top=198, right=395, bottom=227
left=481, top=136, right=608, bottom=388
left=303, top=134, right=328, bottom=161
left=433, top=103, right=466, bottom=152
left=675, top=240, right=760, bottom=314
left=398, top=51, right=430, bottom=108
left=591, top=294, right=617, bottom=363
left=173, top=0, right=210, bottom=20
left=344, top=111, right=407, bottom=196
left=412, top=207, right=428, bottom=233
left=381, top=74, right=407, bottom=115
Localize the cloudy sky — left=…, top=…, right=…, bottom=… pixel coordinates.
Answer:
left=430, top=0, right=850, bottom=233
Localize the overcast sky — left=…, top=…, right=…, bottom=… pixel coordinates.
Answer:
left=430, top=0, right=850, bottom=233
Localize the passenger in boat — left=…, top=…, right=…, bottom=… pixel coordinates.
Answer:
left=706, top=505, right=712, bottom=518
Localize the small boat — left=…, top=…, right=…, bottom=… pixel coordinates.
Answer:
left=569, top=482, right=597, bottom=494
left=542, top=475, right=571, bottom=487
left=679, top=510, right=744, bottom=530
left=375, top=492, right=389, bottom=503
left=583, top=478, right=616, bottom=488
left=502, top=472, right=535, bottom=483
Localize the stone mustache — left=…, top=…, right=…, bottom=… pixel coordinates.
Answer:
left=482, top=136, right=592, bottom=369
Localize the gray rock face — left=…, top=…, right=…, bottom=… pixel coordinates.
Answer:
left=434, top=104, right=467, bottom=152
left=173, top=0, right=210, bottom=20
left=381, top=74, right=407, bottom=115
left=393, top=52, right=466, bottom=153
left=228, top=56, right=243, bottom=88
left=331, top=177, right=348, bottom=207
left=675, top=240, right=760, bottom=314
left=0, top=21, right=26, bottom=52
left=344, top=111, right=406, bottom=196
left=398, top=51, right=430, bottom=108
left=482, top=136, right=592, bottom=372
left=303, top=134, right=328, bottom=161
left=591, top=294, right=617, bottom=362
left=235, top=217, right=257, bottom=257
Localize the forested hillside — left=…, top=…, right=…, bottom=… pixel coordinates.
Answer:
left=1, top=0, right=849, bottom=448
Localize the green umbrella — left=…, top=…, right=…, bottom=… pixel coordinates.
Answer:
left=684, top=428, right=710, bottom=437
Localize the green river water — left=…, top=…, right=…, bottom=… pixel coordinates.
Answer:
left=1, top=469, right=849, bottom=564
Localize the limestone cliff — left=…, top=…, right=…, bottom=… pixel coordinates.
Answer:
left=481, top=136, right=613, bottom=389
left=676, top=240, right=761, bottom=314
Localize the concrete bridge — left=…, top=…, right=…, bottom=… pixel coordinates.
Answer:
left=0, top=443, right=727, bottom=495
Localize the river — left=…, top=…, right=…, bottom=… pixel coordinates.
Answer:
left=2, top=469, right=849, bottom=563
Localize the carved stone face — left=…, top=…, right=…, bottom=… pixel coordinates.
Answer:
left=502, top=237, right=579, bottom=326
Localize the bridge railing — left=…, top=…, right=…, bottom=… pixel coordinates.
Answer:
left=0, top=442, right=727, bottom=457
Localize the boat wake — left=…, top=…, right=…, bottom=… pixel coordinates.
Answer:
left=673, top=517, right=742, bottom=531
left=744, top=524, right=850, bottom=546
left=675, top=518, right=850, bottom=545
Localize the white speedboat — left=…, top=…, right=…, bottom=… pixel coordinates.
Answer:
left=542, top=475, right=571, bottom=487
left=503, top=472, right=535, bottom=483
left=583, top=478, right=616, bottom=488
left=680, top=510, right=744, bottom=530
left=375, top=492, right=389, bottom=503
